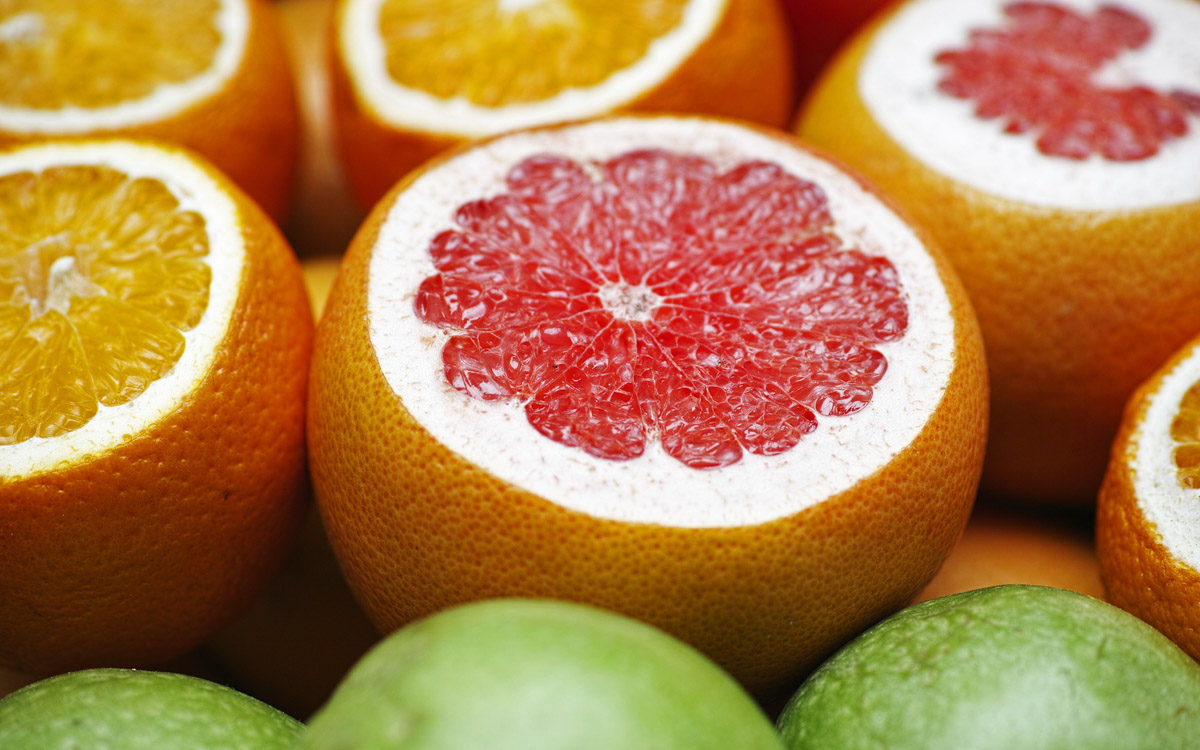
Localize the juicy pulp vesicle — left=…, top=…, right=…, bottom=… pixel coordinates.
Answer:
left=0, top=165, right=210, bottom=445
left=415, top=149, right=908, bottom=469
left=378, top=0, right=685, bottom=106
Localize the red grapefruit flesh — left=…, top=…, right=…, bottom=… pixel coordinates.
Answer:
left=415, top=151, right=908, bottom=469
left=935, top=1, right=1200, bottom=161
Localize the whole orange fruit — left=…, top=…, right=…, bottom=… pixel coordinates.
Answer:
left=308, top=115, right=987, bottom=697
left=795, top=0, right=1200, bottom=504
left=0, top=138, right=313, bottom=674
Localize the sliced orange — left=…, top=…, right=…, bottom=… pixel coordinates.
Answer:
left=1098, top=333, right=1200, bottom=662
left=0, top=139, right=313, bottom=674
left=0, top=0, right=298, bottom=220
left=795, top=0, right=1200, bottom=504
left=308, top=115, right=987, bottom=697
left=330, top=0, right=795, bottom=208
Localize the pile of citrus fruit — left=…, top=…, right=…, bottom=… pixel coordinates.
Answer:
left=1, top=0, right=1198, bottom=746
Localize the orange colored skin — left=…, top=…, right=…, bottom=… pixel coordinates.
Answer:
left=915, top=507, right=1103, bottom=604
left=0, top=0, right=299, bottom=222
left=0, top=140, right=314, bottom=675
left=796, top=9, right=1200, bottom=505
left=329, top=0, right=796, bottom=209
left=1097, top=337, right=1200, bottom=663
left=279, top=0, right=364, bottom=256
left=307, top=118, right=988, bottom=698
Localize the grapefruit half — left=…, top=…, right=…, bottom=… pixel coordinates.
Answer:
left=308, top=115, right=987, bottom=695
left=796, top=0, right=1200, bottom=504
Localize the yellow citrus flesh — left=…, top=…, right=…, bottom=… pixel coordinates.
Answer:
left=1172, top=383, right=1200, bottom=489
left=378, top=0, right=686, bottom=105
left=0, top=0, right=222, bottom=110
left=0, top=165, right=210, bottom=445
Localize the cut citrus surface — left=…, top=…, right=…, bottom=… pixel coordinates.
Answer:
left=1097, top=333, right=1200, bottom=663
left=308, top=115, right=987, bottom=695
left=0, top=138, right=312, bottom=674
left=331, top=0, right=794, bottom=207
left=796, top=0, right=1200, bottom=504
left=0, top=0, right=298, bottom=220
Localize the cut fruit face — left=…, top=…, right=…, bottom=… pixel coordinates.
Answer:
left=414, top=150, right=909, bottom=469
left=858, top=0, right=1200, bottom=210
left=0, top=141, right=244, bottom=477
left=1132, top=344, right=1200, bottom=571
left=0, top=0, right=249, bottom=133
left=367, top=117, right=956, bottom=527
left=339, top=0, right=725, bottom=137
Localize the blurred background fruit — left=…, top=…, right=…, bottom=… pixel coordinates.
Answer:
left=298, top=599, right=784, bottom=750
left=279, top=0, right=363, bottom=256
left=782, top=0, right=892, bottom=95
left=308, top=115, right=986, bottom=698
left=330, top=0, right=795, bottom=208
left=0, top=139, right=312, bottom=674
left=1098, top=331, right=1200, bottom=663
left=778, top=585, right=1200, bottom=750
left=0, top=0, right=299, bottom=220
left=796, top=0, right=1200, bottom=505
left=915, top=506, right=1103, bottom=603
left=0, top=669, right=301, bottom=749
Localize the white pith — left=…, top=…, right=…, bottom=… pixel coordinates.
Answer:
left=1130, top=342, right=1200, bottom=572
left=366, top=117, right=958, bottom=528
left=0, top=141, right=245, bottom=478
left=0, top=0, right=249, bottom=134
left=858, top=0, right=1200, bottom=211
left=339, top=0, right=725, bottom=138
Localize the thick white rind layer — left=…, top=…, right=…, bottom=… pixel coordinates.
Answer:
left=339, top=0, right=725, bottom=138
left=1130, top=343, right=1200, bottom=572
left=859, top=0, right=1200, bottom=211
left=366, top=117, right=958, bottom=528
left=0, top=0, right=249, bottom=133
left=0, top=141, right=245, bottom=478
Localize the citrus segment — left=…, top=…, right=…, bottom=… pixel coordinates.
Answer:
left=1170, top=382, right=1200, bottom=489
left=310, top=116, right=987, bottom=694
left=0, top=0, right=222, bottom=111
left=0, top=165, right=214, bottom=446
left=0, top=138, right=311, bottom=674
left=379, top=0, right=686, bottom=106
left=934, top=2, right=1200, bottom=162
left=416, top=150, right=908, bottom=469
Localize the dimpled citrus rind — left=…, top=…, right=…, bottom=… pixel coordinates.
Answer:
left=778, top=585, right=1200, bottom=750
left=298, top=599, right=783, bottom=750
left=308, top=116, right=987, bottom=696
left=0, top=669, right=301, bottom=750
left=1097, top=333, right=1200, bottom=663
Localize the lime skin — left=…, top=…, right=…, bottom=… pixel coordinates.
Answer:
left=0, top=668, right=301, bottom=749
left=298, top=598, right=785, bottom=750
left=778, top=585, right=1200, bottom=750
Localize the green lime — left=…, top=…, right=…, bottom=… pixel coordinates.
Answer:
left=778, top=585, right=1200, bottom=750
left=298, top=598, right=783, bottom=750
left=0, top=668, right=300, bottom=749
